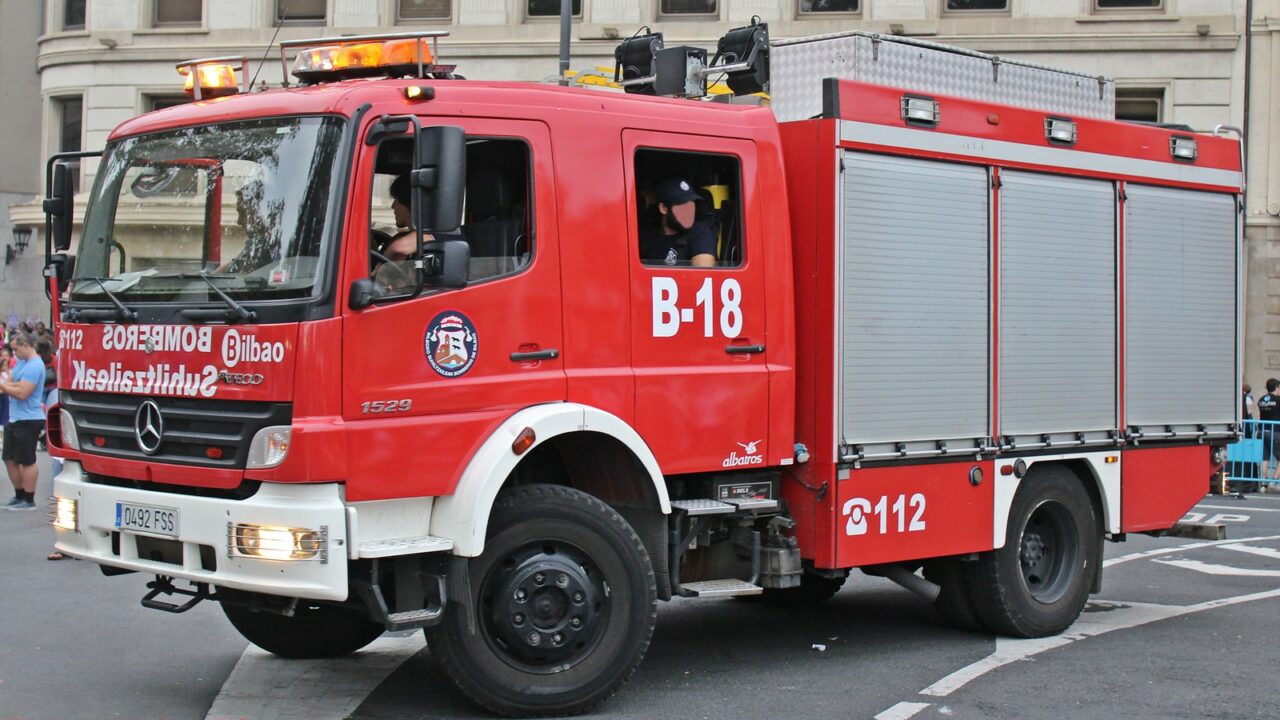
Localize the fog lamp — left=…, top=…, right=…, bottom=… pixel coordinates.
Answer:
left=52, top=497, right=78, bottom=532
left=230, top=523, right=326, bottom=562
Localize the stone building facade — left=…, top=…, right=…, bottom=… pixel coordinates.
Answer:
left=6, top=0, right=1280, bottom=386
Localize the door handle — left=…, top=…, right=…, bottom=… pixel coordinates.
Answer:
left=725, top=344, right=765, bottom=355
left=510, top=349, right=560, bottom=362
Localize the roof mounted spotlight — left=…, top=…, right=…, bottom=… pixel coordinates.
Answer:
left=614, top=28, right=664, bottom=95
left=710, top=17, right=770, bottom=96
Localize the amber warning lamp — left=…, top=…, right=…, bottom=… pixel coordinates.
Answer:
left=176, top=56, right=250, bottom=100
left=280, top=31, right=457, bottom=86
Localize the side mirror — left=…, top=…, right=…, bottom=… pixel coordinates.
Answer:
left=43, top=163, right=75, bottom=252
left=47, top=253, right=76, bottom=285
left=412, top=126, right=465, bottom=233
left=348, top=278, right=378, bottom=311
left=422, top=238, right=469, bottom=290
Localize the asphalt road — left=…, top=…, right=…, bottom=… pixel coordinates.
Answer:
left=3, top=454, right=1279, bottom=720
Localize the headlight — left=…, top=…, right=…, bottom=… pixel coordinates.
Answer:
left=228, top=523, right=326, bottom=562
left=59, top=409, right=80, bottom=451
left=246, top=426, right=291, bottom=469
left=52, top=497, right=78, bottom=532
left=1211, top=445, right=1228, bottom=466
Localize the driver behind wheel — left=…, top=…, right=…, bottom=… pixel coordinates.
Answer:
left=372, top=174, right=432, bottom=293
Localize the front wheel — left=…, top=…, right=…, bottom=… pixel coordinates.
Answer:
left=219, top=590, right=385, bottom=659
left=966, top=465, right=1099, bottom=638
left=426, top=484, right=657, bottom=717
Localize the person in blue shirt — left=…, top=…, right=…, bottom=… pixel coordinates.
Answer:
left=2, top=333, right=47, bottom=511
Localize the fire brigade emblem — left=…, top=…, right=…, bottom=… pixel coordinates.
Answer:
left=424, top=311, right=478, bottom=378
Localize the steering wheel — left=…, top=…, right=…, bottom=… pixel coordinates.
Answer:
left=369, top=249, right=413, bottom=286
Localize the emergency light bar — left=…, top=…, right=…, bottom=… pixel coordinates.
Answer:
left=176, top=56, right=250, bottom=100
left=280, top=31, right=455, bottom=86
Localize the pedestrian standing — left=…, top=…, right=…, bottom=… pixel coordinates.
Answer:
left=1, top=333, right=47, bottom=510
left=1258, top=379, right=1280, bottom=481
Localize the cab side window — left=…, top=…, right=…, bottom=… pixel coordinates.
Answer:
left=367, top=136, right=533, bottom=295
left=635, top=149, right=743, bottom=268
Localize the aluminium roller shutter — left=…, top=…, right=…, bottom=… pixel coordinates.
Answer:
left=839, top=152, right=990, bottom=458
left=998, top=171, right=1116, bottom=444
left=1124, top=184, right=1236, bottom=432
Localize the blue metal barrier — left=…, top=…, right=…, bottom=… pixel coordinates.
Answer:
left=1225, top=419, right=1280, bottom=485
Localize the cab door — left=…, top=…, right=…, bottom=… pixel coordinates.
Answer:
left=341, top=118, right=564, bottom=501
left=624, top=130, right=770, bottom=475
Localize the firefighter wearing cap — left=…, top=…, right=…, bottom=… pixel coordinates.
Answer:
left=640, top=178, right=717, bottom=268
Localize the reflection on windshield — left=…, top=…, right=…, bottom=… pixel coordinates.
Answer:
left=72, top=116, right=345, bottom=302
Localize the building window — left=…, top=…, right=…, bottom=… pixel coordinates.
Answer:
left=528, top=0, right=581, bottom=17
left=155, top=0, right=202, bottom=26
left=1115, top=88, right=1164, bottom=123
left=660, top=0, right=717, bottom=16
left=799, top=0, right=859, bottom=12
left=398, top=0, right=451, bottom=21
left=55, top=96, right=83, bottom=193
left=276, top=0, right=326, bottom=24
left=944, top=0, right=1008, bottom=10
left=63, top=0, right=86, bottom=30
left=1096, top=0, right=1162, bottom=8
left=147, top=95, right=190, bottom=111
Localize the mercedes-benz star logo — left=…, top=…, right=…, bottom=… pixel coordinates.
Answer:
left=134, top=399, right=164, bottom=455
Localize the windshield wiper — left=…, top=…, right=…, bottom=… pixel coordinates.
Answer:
left=65, top=277, right=138, bottom=323
left=177, top=273, right=258, bottom=324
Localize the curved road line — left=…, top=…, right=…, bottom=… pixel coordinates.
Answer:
left=874, top=535, right=1280, bottom=720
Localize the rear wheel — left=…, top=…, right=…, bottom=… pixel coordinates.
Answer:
left=967, top=465, right=1099, bottom=637
left=923, top=559, right=988, bottom=633
left=426, top=484, right=657, bottom=717
left=219, top=591, right=384, bottom=659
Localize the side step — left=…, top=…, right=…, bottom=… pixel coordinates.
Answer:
left=681, top=579, right=763, bottom=598
left=671, top=498, right=780, bottom=515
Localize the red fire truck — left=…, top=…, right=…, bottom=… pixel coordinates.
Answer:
left=43, top=25, right=1241, bottom=716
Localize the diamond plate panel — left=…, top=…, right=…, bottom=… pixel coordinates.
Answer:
left=771, top=32, right=1113, bottom=122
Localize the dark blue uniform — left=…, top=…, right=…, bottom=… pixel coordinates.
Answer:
left=640, top=220, right=716, bottom=266
left=1259, top=393, right=1280, bottom=462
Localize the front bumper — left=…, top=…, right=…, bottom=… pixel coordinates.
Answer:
left=52, top=461, right=350, bottom=601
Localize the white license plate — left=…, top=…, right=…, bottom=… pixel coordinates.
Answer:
left=115, top=502, right=180, bottom=538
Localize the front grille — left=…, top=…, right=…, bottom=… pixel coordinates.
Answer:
left=62, top=391, right=291, bottom=470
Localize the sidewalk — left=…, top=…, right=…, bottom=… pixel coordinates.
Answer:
left=0, top=450, right=247, bottom=720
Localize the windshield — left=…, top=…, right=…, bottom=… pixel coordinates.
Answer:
left=72, top=116, right=345, bottom=302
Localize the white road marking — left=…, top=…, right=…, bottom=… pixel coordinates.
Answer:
left=1152, top=559, right=1280, bottom=577
left=1198, top=504, right=1280, bottom=513
left=1218, top=543, right=1280, bottom=561
left=205, top=632, right=426, bottom=720
left=874, top=701, right=933, bottom=720
left=916, top=587, right=1280, bottom=698
left=1103, top=534, right=1280, bottom=568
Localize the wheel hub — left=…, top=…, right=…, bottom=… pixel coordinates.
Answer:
left=483, top=544, right=604, bottom=671
left=1018, top=501, right=1078, bottom=603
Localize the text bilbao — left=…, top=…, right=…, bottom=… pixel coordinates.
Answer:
left=63, top=325, right=287, bottom=398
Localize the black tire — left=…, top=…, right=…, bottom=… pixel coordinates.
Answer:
left=219, top=591, right=385, bottom=659
left=426, top=484, right=657, bottom=717
left=922, top=559, right=988, bottom=633
left=967, top=465, right=1099, bottom=638
left=758, top=569, right=848, bottom=607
